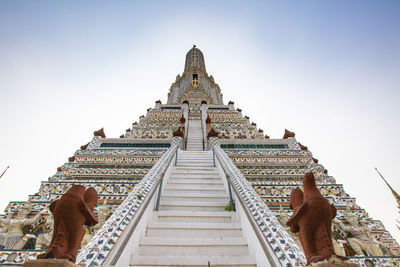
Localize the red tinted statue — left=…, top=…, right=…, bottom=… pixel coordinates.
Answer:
left=287, top=172, right=337, bottom=265
left=38, top=185, right=98, bottom=263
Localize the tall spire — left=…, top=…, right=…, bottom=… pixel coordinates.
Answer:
left=184, top=45, right=207, bottom=75
left=375, top=168, right=400, bottom=206
left=167, top=46, right=223, bottom=105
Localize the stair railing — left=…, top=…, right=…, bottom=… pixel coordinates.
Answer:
left=77, top=137, right=182, bottom=267
left=200, top=112, right=205, bottom=151
left=211, top=139, right=306, bottom=267
left=200, top=104, right=208, bottom=151
left=184, top=116, right=189, bottom=150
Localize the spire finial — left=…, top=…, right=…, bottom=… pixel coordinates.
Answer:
left=375, top=167, right=400, bottom=206
left=0, top=166, right=9, bottom=179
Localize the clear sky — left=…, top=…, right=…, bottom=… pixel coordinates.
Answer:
left=1, top=0, right=400, bottom=242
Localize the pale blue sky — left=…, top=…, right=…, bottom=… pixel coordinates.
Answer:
left=1, top=1, right=400, bottom=242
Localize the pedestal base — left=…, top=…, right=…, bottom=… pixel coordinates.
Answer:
left=22, top=259, right=78, bottom=267
left=309, top=256, right=360, bottom=267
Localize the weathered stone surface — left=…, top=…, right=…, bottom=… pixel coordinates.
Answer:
left=23, top=259, right=78, bottom=267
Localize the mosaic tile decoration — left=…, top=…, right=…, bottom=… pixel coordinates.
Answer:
left=212, top=138, right=307, bottom=266
left=0, top=250, right=44, bottom=266
left=76, top=137, right=181, bottom=267
left=349, top=256, right=400, bottom=266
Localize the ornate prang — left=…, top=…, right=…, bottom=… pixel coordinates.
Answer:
left=38, top=185, right=98, bottom=263
left=93, top=128, right=106, bottom=138
left=287, top=172, right=338, bottom=265
left=2, top=45, right=399, bottom=267
left=283, top=129, right=295, bottom=139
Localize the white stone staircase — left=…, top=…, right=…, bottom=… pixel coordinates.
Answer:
left=130, top=127, right=256, bottom=266
left=186, top=119, right=204, bottom=151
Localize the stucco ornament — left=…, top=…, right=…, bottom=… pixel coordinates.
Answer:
left=334, top=212, right=384, bottom=257
left=35, top=215, right=54, bottom=250
left=38, top=185, right=98, bottom=263
left=0, top=202, right=41, bottom=249
left=287, top=172, right=337, bottom=265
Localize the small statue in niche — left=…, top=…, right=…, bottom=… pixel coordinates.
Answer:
left=331, top=220, right=347, bottom=257
left=333, top=212, right=384, bottom=257
left=287, top=172, right=338, bottom=265
left=0, top=202, right=41, bottom=249
left=38, top=185, right=98, bottom=263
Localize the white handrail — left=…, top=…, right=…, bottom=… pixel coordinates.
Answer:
left=211, top=139, right=307, bottom=266
left=201, top=104, right=208, bottom=150
left=76, top=137, right=181, bottom=267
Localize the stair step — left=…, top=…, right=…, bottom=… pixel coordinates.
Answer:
left=171, top=171, right=218, bottom=175
left=137, top=237, right=249, bottom=256
left=168, top=180, right=223, bottom=185
left=164, top=190, right=226, bottom=196
left=175, top=166, right=216, bottom=171
left=130, top=255, right=257, bottom=266
left=177, top=161, right=213, bottom=164
left=159, top=201, right=227, bottom=211
left=146, top=222, right=242, bottom=238
left=168, top=179, right=221, bottom=185
left=172, top=170, right=218, bottom=174
left=177, top=163, right=214, bottom=167
left=155, top=211, right=232, bottom=222
left=178, top=153, right=212, bottom=156
left=161, top=195, right=228, bottom=202
left=165, top=184, right=225, bottom=190
left=130, top=134, right=255, bottom=266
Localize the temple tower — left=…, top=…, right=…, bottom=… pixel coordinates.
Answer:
left=0, top=47, right=399, bottom=266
